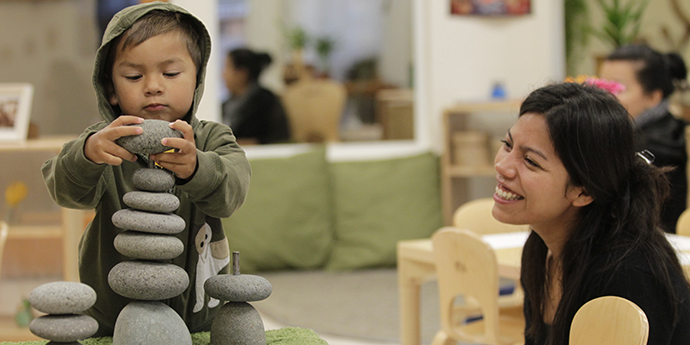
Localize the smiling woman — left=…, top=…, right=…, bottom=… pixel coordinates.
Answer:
left=500, top=82, right=690, bottom=345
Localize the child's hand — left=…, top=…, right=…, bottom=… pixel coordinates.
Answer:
left=150, top=120, right=197, bottom=180
left=85, top=116, right=143, bottom=165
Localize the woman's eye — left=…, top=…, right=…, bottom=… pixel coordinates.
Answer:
left=525, top=156, right=540, bottom=168
left=500, top=139, right=512, bottom=150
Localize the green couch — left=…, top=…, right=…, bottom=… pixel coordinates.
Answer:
left=222, top=145, right=444, bottom=272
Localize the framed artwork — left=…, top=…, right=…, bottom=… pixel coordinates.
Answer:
left=451, top=0, right=531, bottom=16
left=0, top=83, right=33, bottom=143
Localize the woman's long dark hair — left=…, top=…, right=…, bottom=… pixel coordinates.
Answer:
left=228, top=48, right=273, bottom=83
left=519, top=82, right=686, bottom=344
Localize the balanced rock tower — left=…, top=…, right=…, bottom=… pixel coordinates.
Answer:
left=205, top=252, right=272, bottom=345
left=109, top=119, right=191, bottom=345
left=28, top=281, right=99, bottom=344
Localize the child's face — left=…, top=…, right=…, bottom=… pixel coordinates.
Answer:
left=109, top=30, right=197, bottom=122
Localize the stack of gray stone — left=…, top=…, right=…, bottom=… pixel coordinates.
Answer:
left=109, top=119, right=191, bottom=345
left=28, top=281, right=99, bottom=344
left=205, top=252, right=272, bottom=345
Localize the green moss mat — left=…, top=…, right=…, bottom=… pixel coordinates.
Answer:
left=0, top=327, right=327, bottom=345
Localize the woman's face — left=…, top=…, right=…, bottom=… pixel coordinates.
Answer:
left=492, top=113, right=592, bottom=235
left=222, top=56, right=247, bottom=95
left=599, top=60, right=662, bottom=119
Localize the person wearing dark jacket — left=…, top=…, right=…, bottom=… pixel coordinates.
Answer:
left=222, top=48, right=291, bottom=144
left=600, top=44, right=689, bottom=233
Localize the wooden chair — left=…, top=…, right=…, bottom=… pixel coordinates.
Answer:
left=453, top=198, right=529, bottom=235
left=431, top=227, right=524, bottom=345
left=453, top=198, right=528, bottom=301
left=282, top=77, right=347, bottom=143
left=569, top=296, right=649, bottom=345
left=677, top=208, right=690, bottom=237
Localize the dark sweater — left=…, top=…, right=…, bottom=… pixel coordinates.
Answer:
left=523, top=249, right=690, bottom=345
left=222, top=85, right=291, bottom=144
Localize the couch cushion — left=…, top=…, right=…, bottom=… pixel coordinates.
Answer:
left=222, top=146, right=333, bottom=272
left=325, top=152, right=443, bottom=270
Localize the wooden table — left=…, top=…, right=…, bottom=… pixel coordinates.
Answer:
left=397, top=231, right=690, bottom=345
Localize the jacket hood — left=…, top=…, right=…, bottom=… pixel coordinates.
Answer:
left=92, top=1, right=211, bottom=124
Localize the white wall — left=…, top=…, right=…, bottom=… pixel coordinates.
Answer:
left=415, top=0, right=565, bottom=152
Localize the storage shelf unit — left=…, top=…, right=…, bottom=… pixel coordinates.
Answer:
left=441, top=100, right=521, bottom=224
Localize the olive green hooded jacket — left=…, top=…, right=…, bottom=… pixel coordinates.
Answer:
left=41, top=2, right=251, bottom=336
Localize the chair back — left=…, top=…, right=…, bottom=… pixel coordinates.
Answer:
left=569, top=296, right=649, bottom=345
left=453, top=198, right=529, bottom=235
left=677, top=208, right=690, bottom=237
left=282, top=78, right=347, bottom=143
left=432, top=227, right=501, bottom=344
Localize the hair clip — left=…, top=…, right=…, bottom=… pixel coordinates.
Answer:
left=636, top=150, right=655, bottom=164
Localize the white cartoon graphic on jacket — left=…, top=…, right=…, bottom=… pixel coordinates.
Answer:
left=193, top=222, right=230, bottom=313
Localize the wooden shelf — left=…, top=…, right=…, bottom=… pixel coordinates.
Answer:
left=445, top=164, right=496, bottom=177
left=7, top=225, right=63, bottom=240
left=441, top=101, right=521, bottom=224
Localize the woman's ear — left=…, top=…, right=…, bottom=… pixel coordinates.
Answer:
left=572, top=187, right=594, bottom=207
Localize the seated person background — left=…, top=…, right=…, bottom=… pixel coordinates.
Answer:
left=599, top=44, right=689, bottom=233
left=222, top=48, right=291, bottom=144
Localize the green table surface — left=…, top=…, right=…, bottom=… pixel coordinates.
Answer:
left=0, top=327, right=328, bottom=345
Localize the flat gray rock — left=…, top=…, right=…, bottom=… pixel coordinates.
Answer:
left=108, top=261, right=189, bottom=300
left=132, top=168, right=175, bottom=192
left=29, top=314, right=98, bottom=342
left=116, top=119, right=183, bottom=155
left=205, top=274, right=272, bottom=302
left=123, top=191, right=179, bottom=213
left=29, top=281, right=97, bottom=314
left=114, top=231, right=185, bottom=260
left=112, top=209, right=185, bottom=234
left=113, top=301, right=192, bottom=345
left=211, top=302, right=266, bottom=345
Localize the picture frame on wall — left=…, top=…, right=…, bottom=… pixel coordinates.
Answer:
left=0, top=83, right=34, bottom=143
left=451, top=0, right=531, bottom=16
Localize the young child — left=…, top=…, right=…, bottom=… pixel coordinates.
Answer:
left=41, top=2, right=251, bottom=336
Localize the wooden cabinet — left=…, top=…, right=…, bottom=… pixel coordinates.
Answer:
left=0, top=136, right=86, bottom=282
left=441, top=100, right=521, bottom=224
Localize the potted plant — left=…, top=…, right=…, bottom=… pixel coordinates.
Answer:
left=590, top=0, right=648, bottom=49
left=315, top=36, right=335, bottom=77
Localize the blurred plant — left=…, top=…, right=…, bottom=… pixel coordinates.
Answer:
left=660, top=0, right=690, bottom=52
left=564, top=0, right=590, bottom=75
left=590, top=0, right=648, bottom=49
left=285, top=26, right=309, bottom=51
left=15, top=298, right=34, bottom=328
left=315, top=36, right=336, bottom=75
left=4, top=181, right=28, bottom=224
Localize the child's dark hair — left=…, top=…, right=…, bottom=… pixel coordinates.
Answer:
left=606, top=44, right=688, bottom=98
left=105, top=10, right=203, bottom=89
left=519, top=82, right=686, bottom=344
left=228, top=48, right=273, bottom=82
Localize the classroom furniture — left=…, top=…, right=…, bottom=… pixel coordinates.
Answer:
left=0, top=136, right=85, bottom=282
left=431, top=228, right=524, bottom=345
left=452, top=198, right=528, bottom=235
left=441, top=100, right=521, bottom=224
left=569, top=296, right=649, bottom=345
left=677, top=208, right=690, bottom=237
left=282, top=77, right=347, bottom=143
left=398, top=230, right=690, bottom=345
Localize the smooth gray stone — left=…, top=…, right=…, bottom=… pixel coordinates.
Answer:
left=112, top=209, right=185, bottom=234
left=114, top=231, right=185, bottom=260
left=205, top=274, right=272, bottom=302
left=210, top=302, right=266, bottom=345
left=29, top=281, right=96, bottom=314
left=132, top=168, right=175, bottom=192
left=116, top=119, right=183, bottom=155
left=113, top=301, right=192, bottom=345
left=123, top=191, right=180, bottom=213
left=30, top=314, right=98, bottom=342
left=108, top=261, right=189, bottom=300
